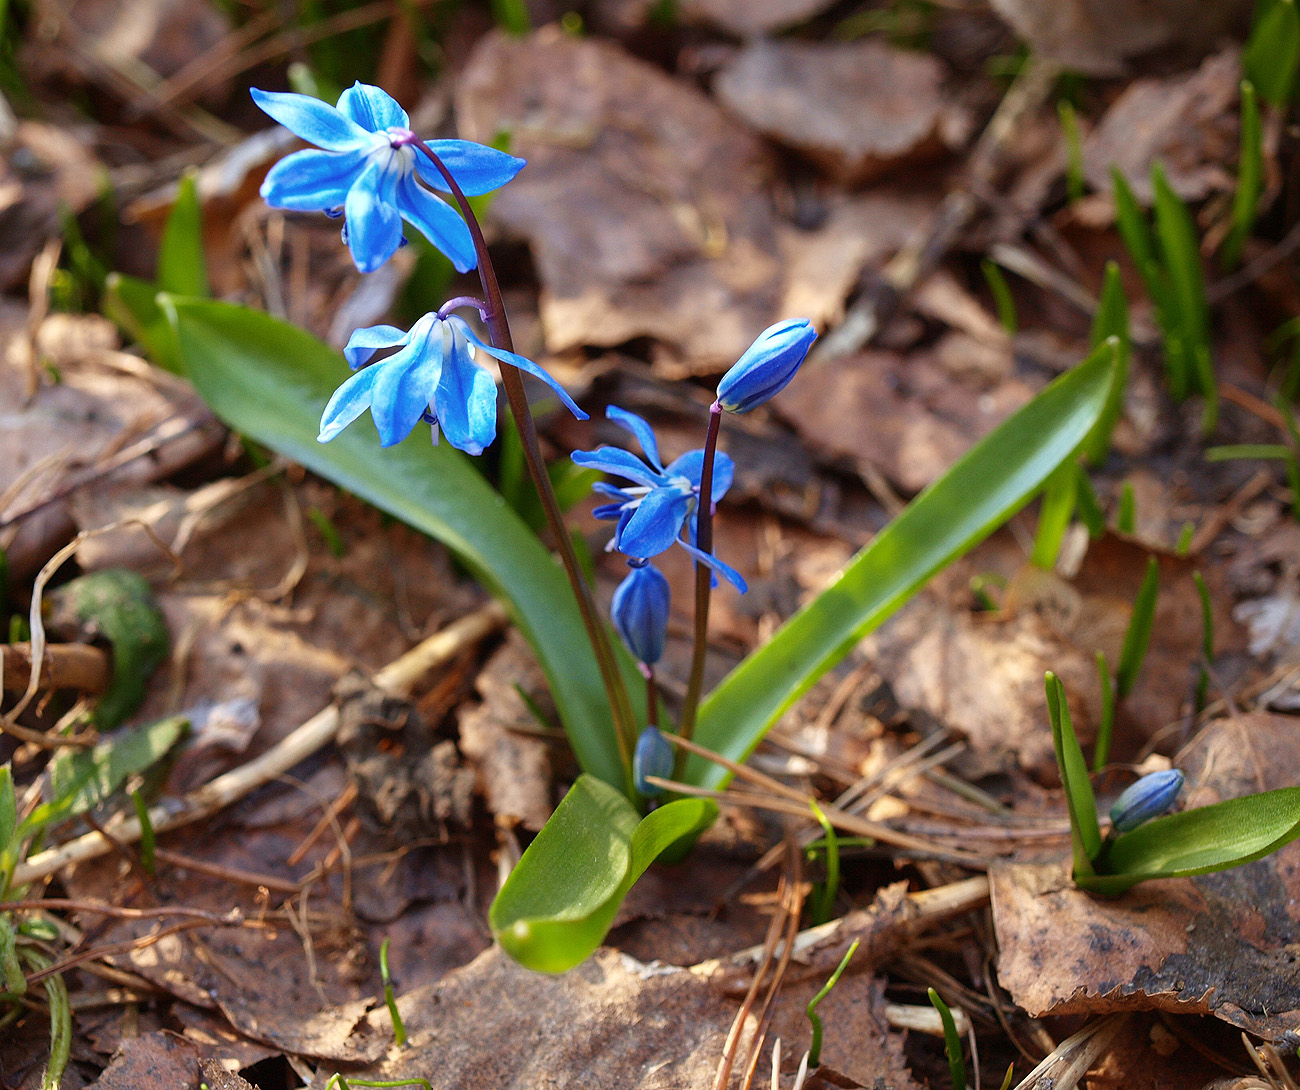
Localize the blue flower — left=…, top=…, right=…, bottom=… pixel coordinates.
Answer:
left=611, top=562, right=670, bottom=666
left=633, top=726, right=674, bottom=797
left=716, top=318, right=817, bottom=413
left=251, top=81, right=526, bottom=274
left=1109, top=769, right=1184, bottom=833
left=572, top=407, right=746, bottom=591
left=319, top=309, right=587, bottom=454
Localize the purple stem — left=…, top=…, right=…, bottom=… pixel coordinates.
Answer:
left=677, top=400, right=723, bottom=758
left=410, top=139, right=638, bottom=783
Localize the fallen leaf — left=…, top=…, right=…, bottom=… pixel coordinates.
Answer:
left=714, top=38, right=971, bottom=184
left=988, top=0, right=1250, bottom=76
left=85, top=1032, right=201, bottom=1090
left=991, top=713, right=1300, bottom=1042
left=1083, top=49, right=1241, bottom=203
left=455, top=26, right=782, bottom=368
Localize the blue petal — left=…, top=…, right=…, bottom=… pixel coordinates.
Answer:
left=436, top=333, right=498, bottom=455
left=572, top=447, right=662, bottom=487
left=415, top=140, right=527, bottom=196
left=370, top=342, right=440, bottom=446
left=336, top=82, right=408, bottom=132
left=678, top=540, right=748, bottom=593
left=633, top=726, right=674, bottom=797
left=318, top=363, right=381, bottom=442
left=453, top=318, right=589, bottom=421
left=260, top=147, right=367, bottom=211
left=611, top=563, right=670, bottom=665
left=716, top=318, right=817, bottom=413
left=345, top=158, right=404, bottom=273
left=251, top=88, right=369, bottom=151
left=393, top=172, right=476, bottom=273
left=592, top=481, right=633, bottom=499
left=617, top=488, right=690, bottom=558
left=606, top=407, right=663, bottom=472
left=591, top=503, right=626, bottom=520
left=665, top=449, right=735, bottom=501
left=343, top=324, right=410, bottom=370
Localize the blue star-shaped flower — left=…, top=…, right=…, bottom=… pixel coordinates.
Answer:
left=319, top=309, right=587, bottom=454
left=252, top=82, right=525, bottom=274
left=573, top=407, right=746, bottom=591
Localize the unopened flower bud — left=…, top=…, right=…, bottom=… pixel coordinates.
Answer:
left=611, top=562, right=670, bottom=666
left=633, top=726, right=674, bottom=797
left=716, top=318, right=817, bottom=413
left=1109, top=769, right=1184, bottom=833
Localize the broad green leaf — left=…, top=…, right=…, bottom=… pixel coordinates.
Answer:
left=162, top=298, right=635, bottom=789
left=157, top=171, right=209, bottom=299
left=1245, top=0, right=1300, bottom=106
left=1083, top=261, right=1131, bottom=465
left=51, top=570, right=169, bottom=729
left=689, top=342, right=1117, bottom=787
left=1083, top=786, right=1300, bottom=894
left=22, top=716, right=188, bottom=834
left=1115, top=556, right=1159, bottom=700
left=490, top=775, right=717, bottom=972
left=1110, top=168, right=1163, bottom=305
left=1223, top=81, right=1263, bottom=270
left=1046, top=672, right=1100, bottom=874
left=0, top=915, right=24, bottom=996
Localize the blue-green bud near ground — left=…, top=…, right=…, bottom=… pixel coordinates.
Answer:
left=1109, top=769, right=1185, bottom=833
left=633, top=726, right=674, bottom=797
left=716, top=318, right=816, bottom=413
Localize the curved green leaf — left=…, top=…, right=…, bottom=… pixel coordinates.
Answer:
left=162, top=297, right=632, bottom=788
left=1046, top=671, right=1100, bottom=875
left=490, top=775, right=717, bottom=972
left=1083, top=786, right=1300, bottom=895
left=688, top=341, right=1117, bottom=788
left=157, top=171, right=209, bottom=299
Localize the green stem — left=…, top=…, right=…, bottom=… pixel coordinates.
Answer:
left=677, top=402, right=723, bottom=754
left=412, top=140, right=638, bottom=784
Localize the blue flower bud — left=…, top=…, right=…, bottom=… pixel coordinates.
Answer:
left=1109, top=769, right=1184, bottom=833
left=611, top=562, right=670, bottom=666
left=716, top=318, right=817, bottom=413
left=634, top=726, right=674, bottom=797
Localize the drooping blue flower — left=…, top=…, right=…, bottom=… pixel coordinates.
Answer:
left=1109, top=769, right=1184, bottom=833
left=319, top=309, right=587, bottom=454
left=716, top=318, right=817, bottom=414
left=251, top=82, right=526, bottom=274
left=633, top=725, right=674, bottom=797
left=611, top=562, right=670, bottom=666
left=572, top=407, right=746, bottom=591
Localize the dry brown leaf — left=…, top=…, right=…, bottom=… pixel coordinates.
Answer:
left=84, top=1032, right=202, bottom=1090
left=455, top=27, right=782, bottom=369
left=988, top=0, right=1250, bottom=75
left=991, top=713, right=1300, bottom=1042
left=1083, top=48, right=1241, bottom=203
left=714, top=39, right=971, bottom=184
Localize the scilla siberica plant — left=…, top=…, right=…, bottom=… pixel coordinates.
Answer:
left=252, top=83, right=815, bottom=837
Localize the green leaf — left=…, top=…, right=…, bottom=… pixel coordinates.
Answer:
left=52, top=570, right=169, bottom=729
left=1083, top=261, right=1131, bottom=465
left=490, top=775, right=717, bottom=972
left=1082, top=786, right=1300, bottom=894
left=1074, top=463, right=1105, bottom=538
left=1046, top=672, right=1101, bottom=875
left=688, top=341, right=1117, bottom=787
left=927, top=988, right=967, bottom=1090
left=1110, top=168, right=1163, bottom=305
left=1245, top=0, right=1300, bottom=106
left=1206, top=443, right=1293, bottom=461
left=1092, top=650, right=1115, bottom=771
left=1151, top=162, right=1214, bottom=403
left=157, top=170, right=209, bottom=299
left=1031, top=461, right=1077, bottom=570
left=162, top=298, right=634, bottom=789
left=981, top=258, right=1018, bottom=334
left=0, top=915, right=25, bottom=996
left=22, top=716, right=188, bottom=834
left=1115, top=556, right=1159, bottom=700
left=102, top=272, right=179, bottom=372
left=0, top=765, right=14, bottom=850
left=1223, top=81, right=1263, bottom=270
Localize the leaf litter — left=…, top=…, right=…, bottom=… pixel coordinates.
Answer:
left=2, top=0, right=1300, bottom=1086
